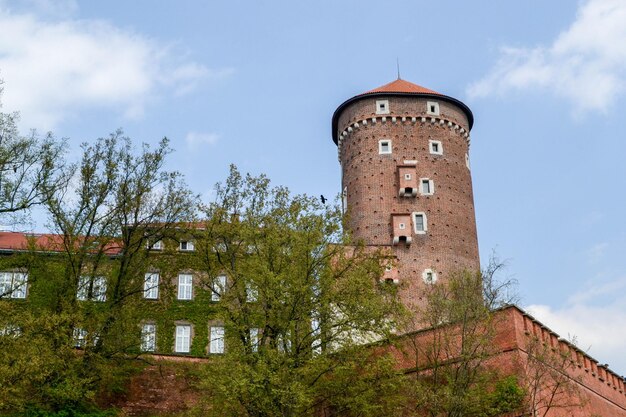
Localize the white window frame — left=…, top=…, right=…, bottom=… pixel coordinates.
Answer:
left=375, top=99, right=390, bottom=115
left=246, top=283, right=258, bottom=302
left=0, top=325, right=21, bottom=337
left=148, top=239, right=163, bottom=250
left=209, top=326, right=225, bottom=354
left=378, top=139, right=392, bottom=155
left=422, top=269, right=438, bottom=284
left=144, top=272, right=160, bottom=299
left=250, top=328, right=260, bottom=352
left=465, top=153, right=470, bottom=169
left=0, top=272, right=28, bottom=299
left=178, top=273, right=193, bottom=300
left=73, top=328, right=87, bottom=348
left=179, top=240, right=195, bottom=251
left=342, top=186, right=348, bottom=214
left=429, top=140, right=443, bottom=155
left=426, top=101, right=440, bottom=116
left=412, top=212, right=427, bottom=234
left=141, top=323, right=156, bottom=352
left=77, top=275, right=107, bottom=302
left=420, top=178, right=435, bottom=196
left=212, top=275, right=227, bottom=302
left=398, top=222, right=406, bottom=230
left=404, top=173, right=412, bottom=181
left=175, top=325, right=191, bottom=353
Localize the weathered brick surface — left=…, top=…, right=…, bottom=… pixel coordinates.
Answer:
left=336, top=95, right=479, bottom=316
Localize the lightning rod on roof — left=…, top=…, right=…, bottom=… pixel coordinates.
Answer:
left=397, top=58, right=401, bottom=80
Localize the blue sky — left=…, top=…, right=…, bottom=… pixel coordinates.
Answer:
left=1, top=0, right=626, bottom=374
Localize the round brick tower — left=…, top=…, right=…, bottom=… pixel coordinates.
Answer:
left=331, top=78, right=480, bottom=318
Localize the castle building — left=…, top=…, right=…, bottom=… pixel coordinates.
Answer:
left=331, top=78, right=479, bottom=315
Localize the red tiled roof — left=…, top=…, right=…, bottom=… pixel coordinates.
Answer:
left=331, top=78, right=474, bottom=144
left=0, top=232, right=122, bottom=255
left=361, top=79, right=442, bottom=96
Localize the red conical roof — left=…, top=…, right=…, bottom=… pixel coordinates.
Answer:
left=362, top=79, right=442, bottom=96
left=331, top=78, right=473, bottom=144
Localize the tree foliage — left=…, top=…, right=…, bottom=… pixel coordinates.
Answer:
left=0, top=131, right=197, bottom=413
left=401, top=260, right=525, bottom=417
left=190, top=166, right=406, bottom=417
left=0, top=82, right=68, bottom=225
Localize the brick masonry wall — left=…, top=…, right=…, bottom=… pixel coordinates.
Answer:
left=335, top=95, right=480, bottom=318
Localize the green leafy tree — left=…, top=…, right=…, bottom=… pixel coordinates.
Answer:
left=0, top=81, right=68, bottom=227
left=190, top=166, right=406, bottom=417
left=402, top=260, right=525, bottom=417
left=522, top=334, right=585, bottom=417
left=0, top=131, right=197, bottom=413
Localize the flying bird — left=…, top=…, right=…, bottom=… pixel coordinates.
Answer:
left=320, top=195, right=327, bottom=204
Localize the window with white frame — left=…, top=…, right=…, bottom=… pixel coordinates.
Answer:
left=342, top=186, right=348, bottom=214
left=250, top=328, right=260, bottom=352
left=144, top=272, right=160, bottom=299
left=426, top=101, right=440, bottom=116
left=73, top=328, right=87, bottom=348
left=209, top=326, right=225, bottom=354
left=77, top=275, right=107, bottom=301
left=0, top=272, right=28, bottom=299
left=246, top=283, right=258, bottom=302
left=422, top=269, right=437, bottom=284
left=179, top=240, right=194, bottom=251
left=398, top=222, right=406, bottom=230
left=429, top=140, right=443, bottom=155
left=375, top=99, right=390, bottom=115
left=175, top=325, right=191, bottom=353
left=465, top=153, right=470, bottom=169
left=0, top=325, right=21, bottom=337
left=141, top=323, right=156, bottom=352
left=413, top=212, right=427, bottom=234
left=420, top=179, right=434, bottom=195
left=379, top=139, right=392, bottom=155
left=178, top=274, right=193, bottom=300
left=148, top=239, right=163, bottom=250
left=212, top=275, right=226, bottom=301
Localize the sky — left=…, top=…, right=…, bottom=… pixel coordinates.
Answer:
left=0, top=0, right=625, bottom=375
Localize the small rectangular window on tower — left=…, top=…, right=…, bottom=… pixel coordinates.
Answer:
left=375, top=100, right=390, bottom=115
left=420, top=179, right=434, bottom=195
left=379, top=139, right=392, bottom=154
left=413, top=212, right=427, bottom=234
left=429, top=140, right=443, bottom=155
left=426, top=101, right=440, bottom=116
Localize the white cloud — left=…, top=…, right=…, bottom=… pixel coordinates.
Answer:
left=585, top=242, right=609, bottom=264
left=468, top=0, right=626, bottom=114
left=526, top=276, right=626, bottom=374
left=185, top=131, right=220, bottom=148
left=0, top=7, right=232, bottom=130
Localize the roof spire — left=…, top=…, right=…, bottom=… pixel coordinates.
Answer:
left=396, top=58, right=401, bottom=80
